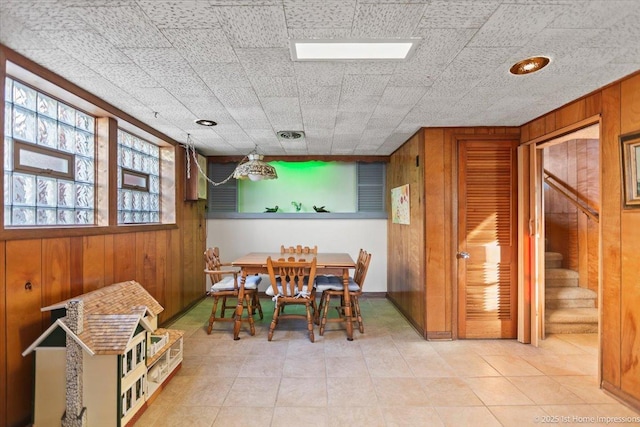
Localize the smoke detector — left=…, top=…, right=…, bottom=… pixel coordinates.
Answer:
left=277, top=131, right=305, bottom=141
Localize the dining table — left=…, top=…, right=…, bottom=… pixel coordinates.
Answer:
left=231, top=252, right=357, bottom=341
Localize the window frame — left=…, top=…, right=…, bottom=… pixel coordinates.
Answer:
left=13, top=139, right=76, bottom=180
left=1, top=54, right=179, bottom=239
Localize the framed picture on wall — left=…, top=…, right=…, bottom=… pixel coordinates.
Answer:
left=620, top=131, right=640, bottom=208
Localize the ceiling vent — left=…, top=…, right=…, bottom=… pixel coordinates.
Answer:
left=277, top=131, right=305, bottom=141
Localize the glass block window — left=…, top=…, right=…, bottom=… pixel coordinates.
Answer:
left=4, top=78, right=96, bottom=227
left=117, top=129, right=160, bottom=224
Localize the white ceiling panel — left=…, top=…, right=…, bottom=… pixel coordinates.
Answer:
left=137, top=1, right=222, bottom=29
left=216, top=6, right=288, bottom=48
left=161, top=29, right=237, bottom=64
left=76, top=6, right=172, bottom=48
left=1, top=0, right=639, bottom=155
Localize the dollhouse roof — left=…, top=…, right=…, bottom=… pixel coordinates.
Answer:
left=23, top=281, right=163, bottom=356
left=41, top=280, right=164, bottom=317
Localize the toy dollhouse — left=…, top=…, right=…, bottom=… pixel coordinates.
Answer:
left=22, top=280, right=184, bottom=427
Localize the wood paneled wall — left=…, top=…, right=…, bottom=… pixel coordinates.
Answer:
left=0, top=48, right=207, bottom=427
left=544, top=139, right=600, bottom=293
left=386, top=130, right=426, bottom=335
left=521, top=71, right=640, bottom=410
left=387, top=127, right=519, bottom=339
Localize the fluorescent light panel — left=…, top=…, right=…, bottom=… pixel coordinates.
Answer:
left=291, top=39, right=418, bottom=61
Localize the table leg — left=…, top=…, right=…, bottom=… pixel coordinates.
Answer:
left=233, top=270, right=247, bottom=340
left=342, top=268, right=354, bottom=340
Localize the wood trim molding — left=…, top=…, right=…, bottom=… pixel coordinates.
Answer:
left=521, top=115, right=601, bottom=146
left=601, top=380, right=640, bottom=412
left=208, top=155, right=390, bottom=163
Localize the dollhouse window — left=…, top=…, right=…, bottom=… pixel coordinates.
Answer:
left=136, top=341, right=144, bottom=364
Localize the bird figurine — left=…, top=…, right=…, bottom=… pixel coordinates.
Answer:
left=291, top=201, right=302, bottom=212
left=313, top=205, right=330, bottom=213
left=264, top=206, right=278, bottom=213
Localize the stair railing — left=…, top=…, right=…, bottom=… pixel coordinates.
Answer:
left=543, top=169, right=599, bottom=223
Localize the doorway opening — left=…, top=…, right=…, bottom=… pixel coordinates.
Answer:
left=536, top=124, right=600, bottom=339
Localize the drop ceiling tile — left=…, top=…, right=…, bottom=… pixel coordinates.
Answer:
left=236, top=48, right=295, bottom=77
left=192, top=63, right=251, bottom=88
left=344, top=61, right=398, bottom=75
left=15, top=48, right=100, bottom=78
left=0, top=16, right=55, bottom=50
left=419, top=1, right=500, bottom=29
left=161, top=29, right=238, bottom=63
left=351, top=3, right=426, bottom=37
left=33, top=30, right=131, bottom=65
left=284, top=1, right=356, bottom=28
left=342, top=74, right=391, bottom=97
left=136, top=1, right=222, bottom=29
left=334, top=112, right=370, bottom=135
left=295, top=63, right=345, bottom=87
left=395, top=29, right=476, bottom=73
left=77, top=6, right=172, bottom=48
left=338, top=95, right=380, bottom=114
left=250, top=76, right=298, bottom=97
left=585, top=13, right=640, bottom=48
left=121, top=48, right=189, bottom=77
left=549, top=1, right=637, bottom=29
left=1, top=1, right=91, bottom=31
left=216, top=6, right=288, bottom=48
left=227, top=106, right=272, bottom=128
left=468, top=4, right=564, bottom=47
left=94, top=63, right=159, bottom=90
left=388, top=73, right=434, bottom=87
left=299, top=86, right=341, bottom=106
left=287, top=28, right=352, bottom=39
left=154, top=73, right=213, bottom=98
left=213, top=87, right=261, bottom=108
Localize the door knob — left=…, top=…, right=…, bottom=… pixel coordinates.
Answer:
left=457, top=251, right=470, bottom=259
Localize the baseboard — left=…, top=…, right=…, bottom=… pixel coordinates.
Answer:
left=601, top=380, right=640, bottom=414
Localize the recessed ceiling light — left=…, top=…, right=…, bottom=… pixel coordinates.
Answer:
left=195, top=119, right=217, bottom=126
left=277, top=130, right=304, bottom=140
left=509, top=56, right=550, bottom=75
left=290, top=39, right=419, bottom=61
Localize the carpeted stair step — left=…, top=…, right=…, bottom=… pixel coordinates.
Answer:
left=545, top=252, right=563, bottom=269
left=545, top=268, right=579, bottom=287
left=546, top=286, right=597, bottom=309
left=545, top=307, right=598, bottom=333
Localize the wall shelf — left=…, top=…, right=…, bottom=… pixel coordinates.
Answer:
left=207, top=212, right=388, bottom=219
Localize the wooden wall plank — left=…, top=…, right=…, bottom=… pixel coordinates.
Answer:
left=600, top=84, right=622, bottom=388
left=425, top=129, right=448, bottom=334
left=5, top=240, right=42, bottom=427
left=621, top=74, right=640, bottom=134
left=113, top=233, right=137, bottom=283
left=556, top=99, right=586, bottom=129
left=136, top=231, right=158, bottom=298
left=41, top=238, right=71, bottom=326
left=620, top=211, right=640, bottom=396
left=82, top=235, right=106, bottom=293
left=0, top=241, right=5, bottom=427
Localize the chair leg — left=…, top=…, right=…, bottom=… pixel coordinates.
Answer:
left=220, top=296, right=228, bottom=318
left=319, top=293, right=331, bottom=336
left=207, top=295, right=220, bottom=334
left=315, top=291, right=324, bottom=325
left=306, top=303, right=315, bottom=343
left=268, top=302, right=280, bottom=341
left=353, top=296, right=364, bottom=333
left=244, top=293, right=256, bottom=336
left=253, top=293, right=264, bottom=320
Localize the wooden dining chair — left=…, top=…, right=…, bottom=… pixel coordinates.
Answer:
left=316, top=249, right=371, bottom=335
left=265, top=256, right=318, bottom=342
left=204, top=247, right=263, bottom=335
left=280, top=245, right=318, bottom=255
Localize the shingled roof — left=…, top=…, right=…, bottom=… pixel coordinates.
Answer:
left=25, top=281, right=164, bottom=355
left=41, top=280, right=164, bottom=317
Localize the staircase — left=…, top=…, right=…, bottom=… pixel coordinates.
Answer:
left=545, top=252, right=598, bottom=333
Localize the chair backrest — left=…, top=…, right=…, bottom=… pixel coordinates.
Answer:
left=280, top=245, right=318, bottom=255
left=266, top=256, right=317, bottom=298
left=204, top=247, right=223, bottom=283
left=353, top=249, right=372, bottom=289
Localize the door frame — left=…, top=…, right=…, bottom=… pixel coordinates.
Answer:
left=517, top=116, right=602, bottom=348
left=454, top=134, right=520, bottom=339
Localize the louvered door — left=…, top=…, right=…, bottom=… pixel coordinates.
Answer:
left=458, top=139, right=518, bottom=338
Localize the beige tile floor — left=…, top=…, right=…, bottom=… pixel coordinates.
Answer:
left=137, top=297, right=640, bottom=427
